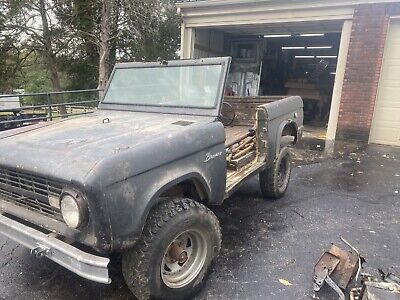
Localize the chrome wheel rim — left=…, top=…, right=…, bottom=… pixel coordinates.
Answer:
left=161, top=229, right=207, bottom=289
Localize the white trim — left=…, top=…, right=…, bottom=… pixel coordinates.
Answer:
left=180, top=27, right=195, bottom=59
left=177, top=0, right=400, bottom=9
left=180, top=24, right=186, bottom=59
left=390, top=15, right=400, bottom=19
left=181, top=2, right=353, bottom=17
left=326, top=20, right=353, bottom=144
left=264, top=34, right=291, bottom=38
left=300, top=33, right=325, bottom=37
left=183, top=7, right=354, bottom=28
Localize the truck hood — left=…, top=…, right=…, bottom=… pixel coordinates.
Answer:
left=0, top=110, right=217, bottom=183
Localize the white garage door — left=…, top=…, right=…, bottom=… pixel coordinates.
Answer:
left=370, top=20, right=400, bottom=146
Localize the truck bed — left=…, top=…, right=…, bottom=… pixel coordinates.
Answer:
left=223, top=95, right=303, bottom=197
left=224, top=96, right=287, bottom=146
left=223, top=96, right=286, bottom=196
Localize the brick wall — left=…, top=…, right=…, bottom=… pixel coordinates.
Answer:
left=336, top=4, right=390, bottom=141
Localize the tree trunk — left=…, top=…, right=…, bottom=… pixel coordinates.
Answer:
left=38, top=0, right=67, bottom=115
left=98, top=0, right=115, bottom=92
left=109, top=0, right=120, bottom=71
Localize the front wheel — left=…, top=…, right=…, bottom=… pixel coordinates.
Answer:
left=259, top=147, right=291, bottom=199
left=122, top=198, right=221, bottom=300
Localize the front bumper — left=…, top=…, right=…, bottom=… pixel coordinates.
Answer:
left=0, top=213, right=111, bottom=284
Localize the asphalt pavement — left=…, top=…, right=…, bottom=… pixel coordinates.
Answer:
left=0, top=143, right=399, bottom=300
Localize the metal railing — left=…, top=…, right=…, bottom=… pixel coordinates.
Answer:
left=0, top=89, right=102, bottom=131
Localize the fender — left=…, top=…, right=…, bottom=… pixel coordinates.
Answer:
left=102, top=141, right=226, bottom=251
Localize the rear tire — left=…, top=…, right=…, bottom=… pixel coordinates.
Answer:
left=122, top=198, right=221, bottom=300
left=259, top=147, right=291, bottom=199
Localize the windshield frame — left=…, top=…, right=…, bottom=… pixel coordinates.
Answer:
left=99, top=57, right=231, bottom=117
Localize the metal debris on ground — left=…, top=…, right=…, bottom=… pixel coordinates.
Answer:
left=361, top=282, right=400, bottom=300
left=313, top=242, right=360, bottom=300
left=350, top=270, right=400, bottom=300
left=378, top=269, right=400, bottom=285
left=313, top=238, right=400, bottom=300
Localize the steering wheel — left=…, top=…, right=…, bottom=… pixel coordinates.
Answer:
left=219, top=102, right=236, bottom=126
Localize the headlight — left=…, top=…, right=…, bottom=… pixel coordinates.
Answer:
left=60, top=192, right=88, bottom=229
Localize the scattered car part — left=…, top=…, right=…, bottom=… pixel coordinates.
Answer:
left=378, top=268, right=400, bottom=285
left=313, top=244, right=360, bottom=299
left=351, top=270, right=400, bottom=300
left=329, top=242, right=361, bottom=289
left=313, top=246, right=343, bottom=299
left=341, top=236, right=363, bottom=282
left=315, top=240, right=400, bottom=300
left=313, top=249, right=341, bottom=291
left=361, top=281, right=400, bottom=300
left=349, top=287, right=362, bottom=300
left=325, top=273, right=346, bottom=300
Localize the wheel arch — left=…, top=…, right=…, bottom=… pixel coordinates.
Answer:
left=138, top=172, right=212, bottom=238
left=275, top=120, right=298, bottom=157
left=157, top=174, right=210, bottom=203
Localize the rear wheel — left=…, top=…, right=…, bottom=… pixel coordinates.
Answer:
left=259, top=147, right=291, bottom=199
left=122, top=198, right=221, bottom=300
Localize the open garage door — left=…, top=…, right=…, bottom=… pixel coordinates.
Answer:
left=192, top=20, right=344, bottom=139
left=370, top=20, right=400, bottom=147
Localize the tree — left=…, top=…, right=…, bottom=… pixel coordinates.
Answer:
left=116, top=0, right=181, bottom=62
left=53, top=0, right=100, bottom=90
left=64, top=0, right=181, bottom=90
left=18, top=51, right=53, bottom=95
left=0, top=0, right=181, bottom=94
left=98, top=0, right=116, bottom=90
left=2, top=0, right=79, bottom=111
left=0, top=1, right=26, bottom=93
left=38, top=0, right=61, bottom=93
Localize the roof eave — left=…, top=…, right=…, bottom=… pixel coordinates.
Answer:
left=176, top=0, right=399, bottom=9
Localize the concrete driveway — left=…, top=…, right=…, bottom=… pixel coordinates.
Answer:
left=0, top=143, right=399, bottom=299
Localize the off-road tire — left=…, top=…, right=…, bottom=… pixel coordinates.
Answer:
left=122, top=198, right=221, bottom=300
left=259, top=147, right=291, bottom=199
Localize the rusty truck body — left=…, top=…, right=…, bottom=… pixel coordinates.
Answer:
left=0, top=57, right=303, bottom=299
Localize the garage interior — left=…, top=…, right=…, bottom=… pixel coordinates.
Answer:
left=193, top=21, right=344, bottom=133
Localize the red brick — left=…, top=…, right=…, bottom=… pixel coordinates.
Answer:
left=336, top=3, right=390, bottom=141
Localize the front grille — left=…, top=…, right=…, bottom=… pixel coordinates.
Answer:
left=0, top=167, right=64, bottom=221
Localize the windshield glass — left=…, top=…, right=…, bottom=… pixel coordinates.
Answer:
left=102, top=64, right=223, bottom=108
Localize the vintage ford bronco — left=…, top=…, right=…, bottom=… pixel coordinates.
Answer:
left=0, top=57, right=303, bottom=299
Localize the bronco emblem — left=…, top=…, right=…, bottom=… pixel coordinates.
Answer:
left=204, top=151, right=222, bottom=163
